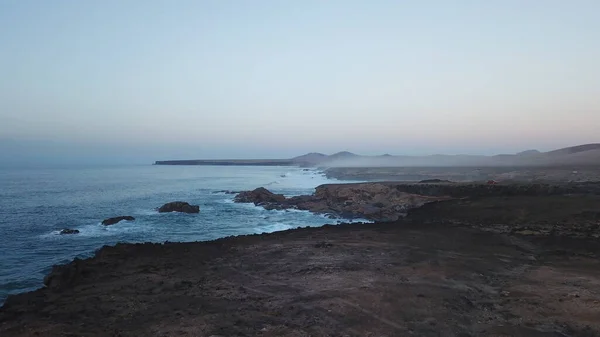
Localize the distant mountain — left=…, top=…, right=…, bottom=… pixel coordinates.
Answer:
left=290, top=144, right=600, bottom=167
left=545, top=143, right=600, bottom=156
left=536, top=144, right=600, bottom=166
left=517, top=150, right=541, bottom=156
left=291, top=152, right=327, bottom=165
left=328, top=151, right=358, bottom=160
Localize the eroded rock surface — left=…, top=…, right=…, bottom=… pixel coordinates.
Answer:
left=237, top=181, right=600, bottom=222
left=3, top=211, right=599, bottom=337
left=235, top=183, right=450, bottom=221
left=59, top=229, right=79, bottom=235
left=234, top=187, right=286, bottom=205
left=158, top=201, right=200, bottom=213
left=3, top=188, right=600, bottom=336
left=101, top=216, right=135, bottom=226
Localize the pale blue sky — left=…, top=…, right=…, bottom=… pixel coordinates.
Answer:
left=1, top=0, right=599, bottom=164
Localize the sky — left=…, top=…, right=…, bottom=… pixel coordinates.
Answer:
left=1, top=0, right=599, bottom=165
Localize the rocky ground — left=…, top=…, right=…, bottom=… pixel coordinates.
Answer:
left=324, top=166, right=600, bottom=183
left=234, top=181, right=600, bottom=222
left=234, top=185, right=451, bottom=221
left=2, top=183, right=600, bottom=336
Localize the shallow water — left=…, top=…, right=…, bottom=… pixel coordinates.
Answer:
left=0, top=165, right=365, bottom=303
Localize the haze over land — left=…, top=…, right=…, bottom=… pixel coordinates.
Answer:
left=295, top=144, right=600, bottom=167
left=1, top=1, right=599, bottom=166
left=154, top=143, right=600, bottom=167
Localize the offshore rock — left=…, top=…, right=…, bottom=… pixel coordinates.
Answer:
left=234, top=187, right=286, bottom=205
left=59, top=229, right=80, bottom=235
left=158, top=202, right=200, bottom=213
left=101, top=216, right=135, bottom=226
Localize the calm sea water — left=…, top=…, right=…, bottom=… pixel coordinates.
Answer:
left=0, top=165, right=361, bottom=304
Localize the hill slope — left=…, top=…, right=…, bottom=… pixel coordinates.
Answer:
left=292, top=144, right=600, bottom=167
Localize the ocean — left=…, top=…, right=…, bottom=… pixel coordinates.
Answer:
left=0, top=165, right=361, bottom=304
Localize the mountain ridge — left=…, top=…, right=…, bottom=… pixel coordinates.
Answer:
left=155, top=144, right=600, bottom=167
left=290, top=143, right=600, bottom=167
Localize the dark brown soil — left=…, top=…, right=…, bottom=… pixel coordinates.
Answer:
left=1, top=195, right=600, bottom=336
left=404, top=195, right=600, bottom=238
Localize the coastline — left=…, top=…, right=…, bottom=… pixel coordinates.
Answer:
left=2, top=180, right=600, bottom=336
left=154, top=159, right=297, bottom=166
left=0, top=165, right=340, bottom=307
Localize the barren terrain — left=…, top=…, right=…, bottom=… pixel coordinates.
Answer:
left=324, top=166, right=600, bottom=182
left=2, top=190, right=600, bottom=336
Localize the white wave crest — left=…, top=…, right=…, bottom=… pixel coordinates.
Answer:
left=254, top=222, right=294, bottom=234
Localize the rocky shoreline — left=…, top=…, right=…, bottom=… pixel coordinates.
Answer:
left=233, top=181, right=600, bottom=222
left=234, top=185, right=450, bottom=221
left=2, top=182, right=600, bottom=336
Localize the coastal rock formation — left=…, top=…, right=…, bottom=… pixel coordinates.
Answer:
left=4, top=192, right=600, bottom=337
left=158, top=201, right=200, bottom=213
left=101, top=216, right=135, bottom=226
left=418, top=179, right=452, bottom=183
left=3, top=184, right=600, bottom=336
left=308, top=183, right=451, bottom=221
left=213, top=190, right=239, bottom=195
left=234, top=187, right=286, bottom=205
left=234, top=181, right=600, bottom=222
left=59, top=229, right=79, bottom=235
left=42, top=258, right=87, bottom=290
left=235, top=184, right=450, bottom=221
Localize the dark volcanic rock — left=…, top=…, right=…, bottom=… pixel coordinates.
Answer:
left=59, top=229, right=80, bottom=235
left=315, top=241, right=334, bottom=248
left=158, top=202, right=200, bottom=213
left=235, top=184, right=449, bottom=221
left=101, top=216, right=135, bottom=226
left=213, top=190, right=239, bottom=195
left=235, top=182, right=600, bottom=222
left=234, top=187, right=286, bottom=205
left=310, top=183, right=451, bottom=221
left=43, top=258, right=86, bottom=290
left=4, top=198, right=600, bottom=337
left=419, top=179, right=452, bottom=183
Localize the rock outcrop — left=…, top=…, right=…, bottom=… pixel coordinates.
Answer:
left=235, top=184, right=450, bottom=221
left=59, top=229, right=80, bottom=235
left=235, top=181, right=600, bottom=222
left=213, top=190, right=239, bottom=195
left=158, top=202, right=200, bottom=213
left=43, top=258, right=86, bottom=290
left=234, top=187, right=286, bottom=205
left=418, top=179, right=452, bottom=183
left=5, top=188, right=600, bottom=336
left=101, top=216, right=135, bottom=226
